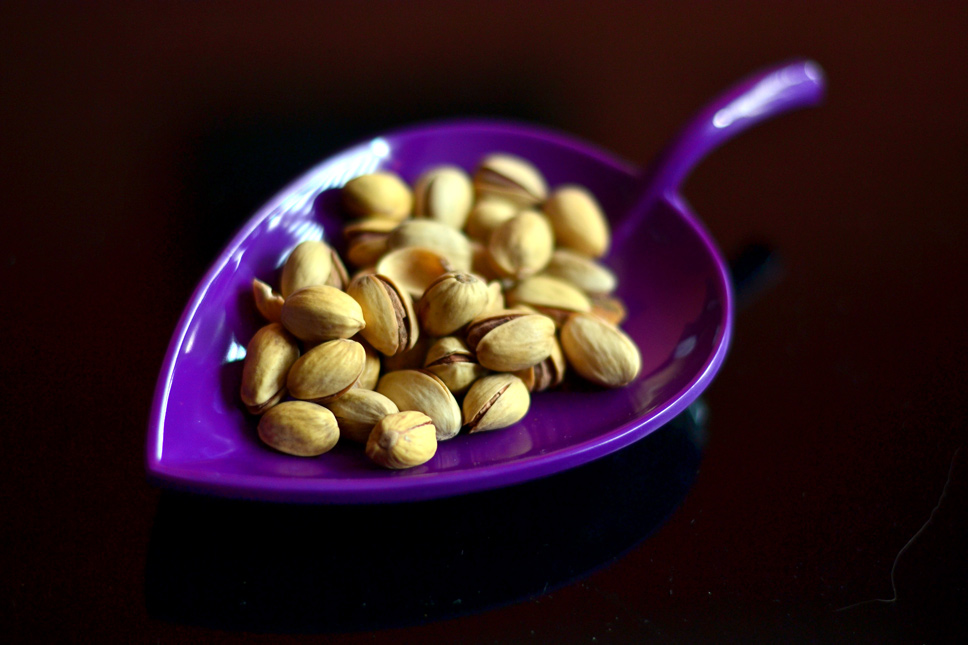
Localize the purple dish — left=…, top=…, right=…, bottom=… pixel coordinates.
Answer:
left=146, top=60, right=824, bottom=503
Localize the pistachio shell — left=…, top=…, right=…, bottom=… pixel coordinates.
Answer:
left=280, top=285, right=366, bottom=343
left=346, top=273, right=418, bottom=356
left=473, top=153, right=547, bottom=207
left=258, top=401, right=340, bottom=456
left=342, top=172, right=413, bottom=220
left=462, top=373, right=530, bottom=433
left=354, top=337, right=382, bottom=390
left=560, top=313, right=641, bottom=387
left=280, top=240, right=335, bottom=298
left=343, top=217, right=398, bottom=267
left=543, top=185, right=611, bottom=258
left=589, top=294, right=627, bottom=326
left=424, top=336, right=486, bottom=395
left=465, top=197, right=519, bottom=241
left=413, top=165, right=474, bottom=229
left=543, top=248, right=617, bottom=295
left=386, top=219, right=472, bottom=272
left=466, top=310, right=556, bottom=372
left=252, top=278, right=284, bottom=323
left=376, top=247, right=452, bottom=300
left=366, top=410, right=437, bottom=469
left=376, top=369, right=463, bottom=441
left=487, top=209, right=555, bottom=279
left=287, top=338, right=366, bottom=403
left=240, top=323, right=301, bottom=414
left=417, top=272, right=489, bottom=336
left=505, top=274, right=592, bottom=325
left=325, top=389, right=399, bottom=443
left=514, top=335, right=566, bottom=392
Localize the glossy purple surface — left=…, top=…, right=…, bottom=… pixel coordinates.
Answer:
left=146, top=60, right=824, bottom=503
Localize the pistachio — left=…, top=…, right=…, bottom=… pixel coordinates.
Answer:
left=505, top=274, right=592, bottom=325
left=560, top=312, right=641, bottom=387
left=280, top=285, right=366, bottom=343
left=473, top=153, right=547, bottom=207
left=258, top=401, right=340, bottom=456
left=366, top=410, right=437, bottom=469
left=543, top=185, right=611, bottom=258
left=381, top=333, right=431, bottom=373
left=327, top=248, right=350, bottom=290
left=252, top=278, right=284, bottom=323
left=514, top=334, right=566, bottom=392
left=375, top=247, right=452, bottom=300
left=356, top=337, right=382, bottom=390
left=376, top=369, right=462, bottom=441
left=413, top=165, right=474, bottom=229
left=470, top=240, right=502, bottom=282
left=481, top=280, right=507, bottom=316
left=240, top=323, right=301, bottom=414
left=385, top=219, right=472, bottom=272
left=589, top=294, right=627, bottom=326
left=487, top=209, right=555, bottom=280
left=543, top=248, right=617, bottom=295
left=464, top=197, right=519, bottom=241
left=287, top=338, right=366, bottom=403
left=465, top=309, right=556, bottom=372
left=325, top=389, right=399, bottom=443
left=424, top=336, right=486, bottom=395
left=343, top=217, right=398, bottom=267
left=462, top=373, right=530, bottom=433
left=342, top=171, right=413, bottom=221
left=417, top=272, right=489, bottom=337
left=280, top=240, right=335, bottom=298
left=346, top=273, right=418, bottom=357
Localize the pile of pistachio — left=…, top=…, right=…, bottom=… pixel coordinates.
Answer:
left=240, top=153, right=642, bottom=469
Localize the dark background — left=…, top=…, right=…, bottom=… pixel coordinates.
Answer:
left=3, top=2, right=967, bottom=642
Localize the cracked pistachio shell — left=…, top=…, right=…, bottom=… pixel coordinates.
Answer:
left=280, top=240, right=334, bottom=298
left=381, top=333, right=431, bottom=373
left=462, top=373, right=530, bottom=433
left=543, top=248, right=617, bottom=295
left=386, top=219, right=472, bottom=272
left=325, top=389, right=399, bottom=443
left=376, top=369, right=462, bottom=441
left=413, top=165, right=474, bottom=229
left=465, top=310, right=556, bottom=372
left=252, top=278, right=284, bottom=323
left=258, top=401, right=339, bottom=456
left=543, top=185, right=611, bottom=258
left=343, top=217, right=398, bottom=267
left=424, top=336, right=486, bottom=395
left=465, top=197, right=519, bottom=241
left=514, top=334, right=566, bottom=392
left=280, top=285, right=366, bottom=343
left=487, top=209, right=555, bottom=280
left=366, top=410, right=437, bottom=470
left=560, top=313, right=641, bottom=387
left=287, top=338, right=366, bottom=403
left=240, top=323, right=301, bottom=415
left=505, top=274, right=592, bottom=325
left=417, top=272, right=489, bottom=337
left=375, top=246, right=452, bottom=300
left=590, top=294, right=627, bottom=326
left=347, top=273, right=418, bottom=357
left=342, top=172, right=413, bottom=221
left=473, top=153, right=547, bottom=207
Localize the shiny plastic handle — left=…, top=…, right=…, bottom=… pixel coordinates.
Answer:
left=637, top=59, right=825, bottom=203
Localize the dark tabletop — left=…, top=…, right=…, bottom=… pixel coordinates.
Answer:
left=3, top=3, right=967, bottom=643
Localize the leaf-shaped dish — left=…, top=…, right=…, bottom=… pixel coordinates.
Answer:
left=146, top=60, right=824, bottom=503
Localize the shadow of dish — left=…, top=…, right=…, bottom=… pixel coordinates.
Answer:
left=145, top=401, right=707, bottom=634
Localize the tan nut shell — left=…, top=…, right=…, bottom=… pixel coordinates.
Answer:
left=280, top=285, right=366, bottom=343
left=543, top=248, right=617, bottom=295
left=417, top=272, right=489, bottom=337
left=355, top=338, right=382, bottom=390
left=473, top=153, right=547, bottom=207
left=487, top=209, right=555, bottom=280
left=280, top=240, right=335, bottom=298
left=560, top=313, right=641, bottom=387
left=466, top=311, right=556, bottom=372
left=543, top=185, right=611, bottom=258
left=258, top=401, right=339, bottom=456
left=424, top=336, right=486, bottom=395
left=386, top=219, right=472, bottom=272
left=376, top=247, right=452, bottom=300
left=505, top=274, right=592, bottom=324
left=252, top=278, right=284, bottom=323
left=514, top=335, right=566, bottom=392
left=240, top=323, right=301, bottom=414
left=346, top=273, right=418, bottom=356
left=325, top=389, right=399, bottom=443
left=287, top=338, right=366, bottom=403
left=342, top=172, right=413, bottom=220
left=366, top=410, right=437, bottom=469
left=376, top=370, right=463, bottom=441
left=343, top=217, right=398, bottom=267
left=465, top=197, right=519, bottom=241
left=413, top=165, right=474, bottom=229
left=463, top=373, right=530, bottom=433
